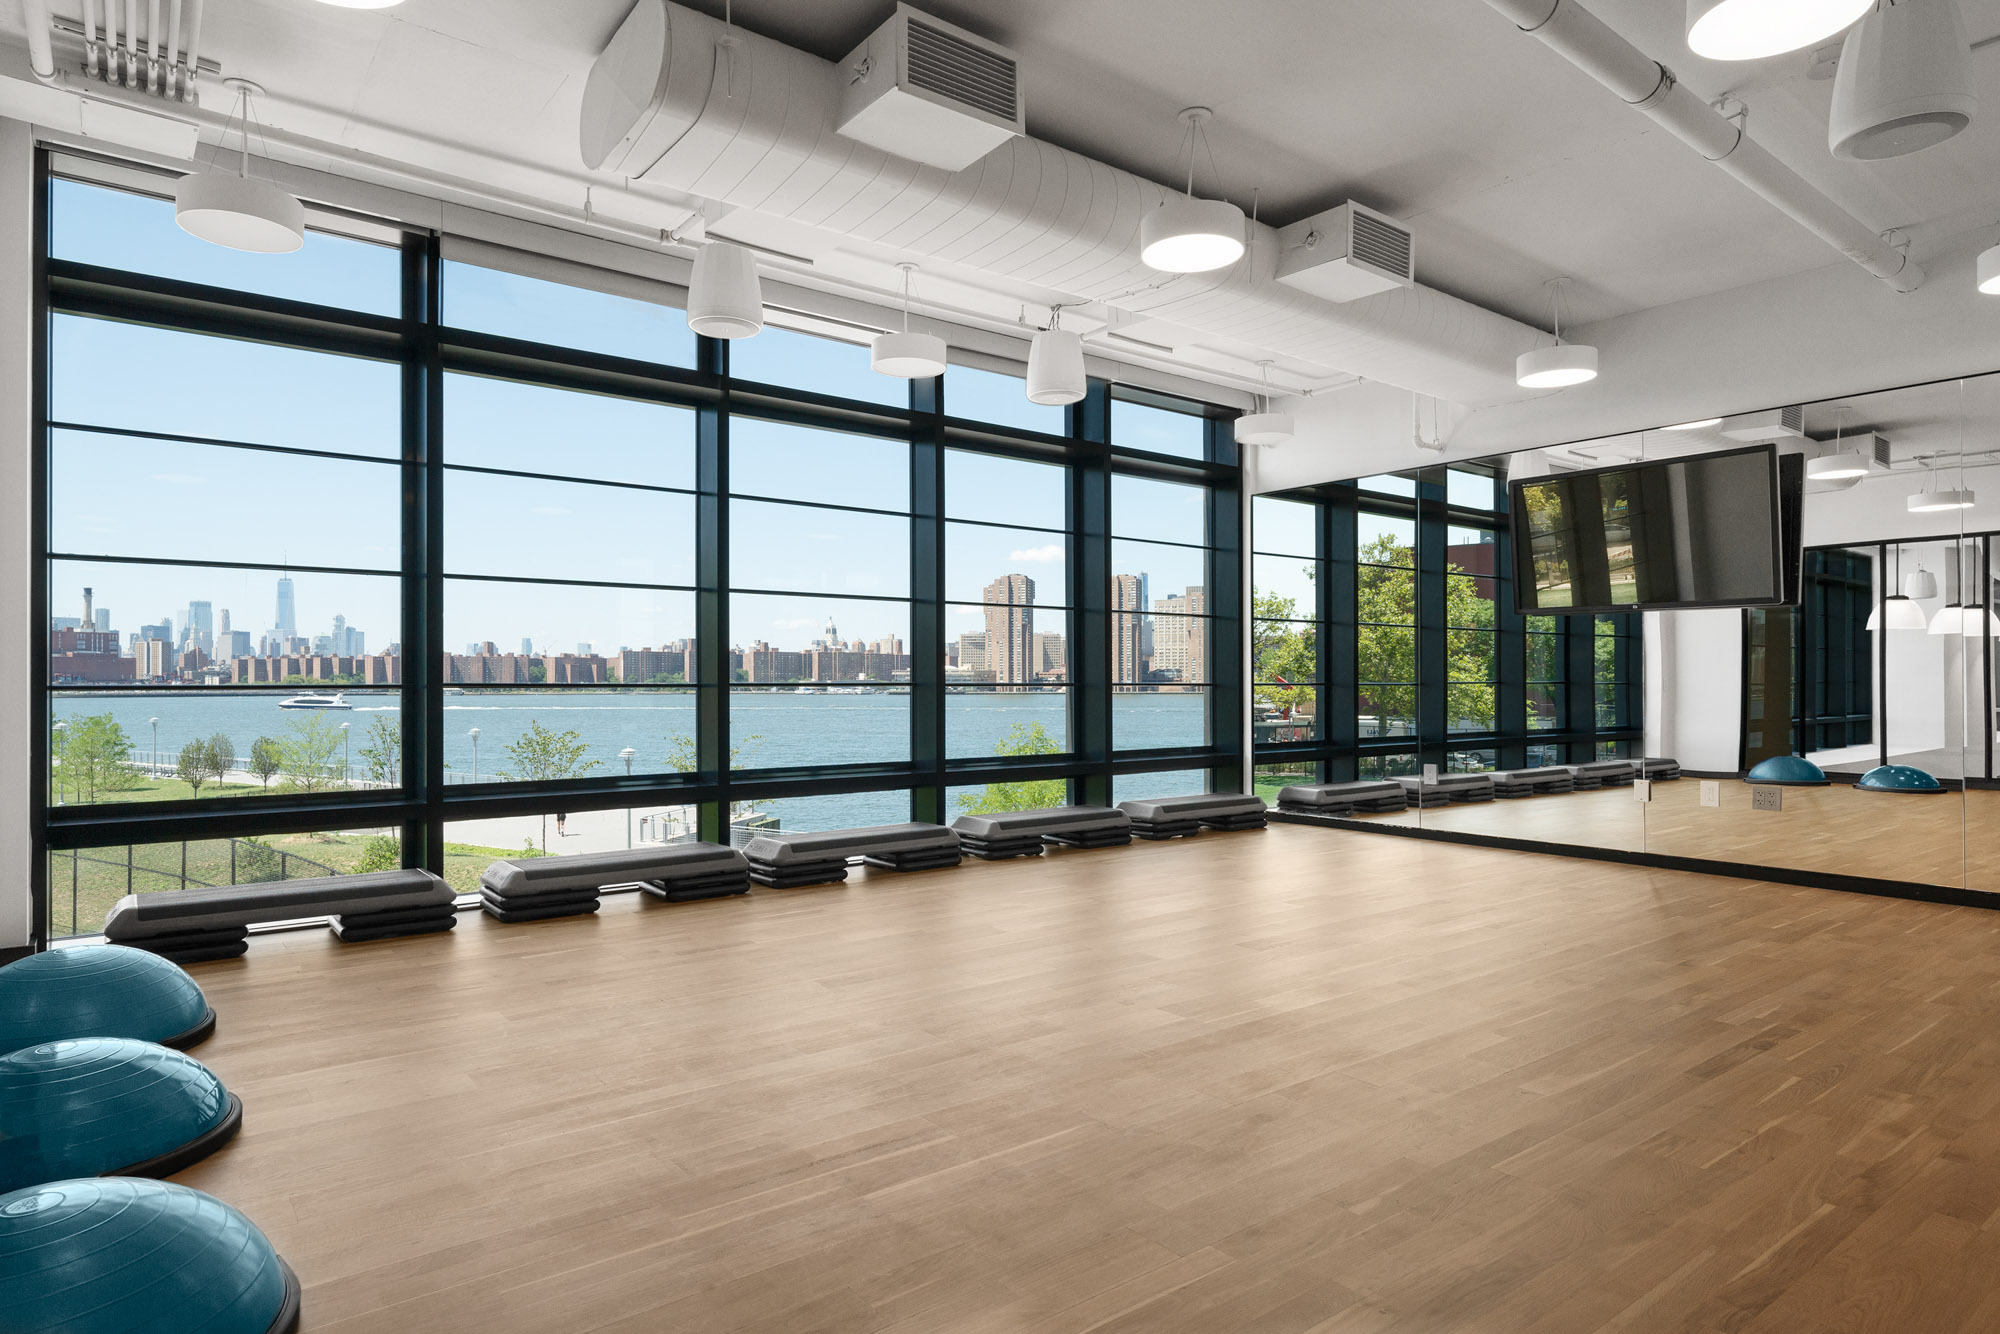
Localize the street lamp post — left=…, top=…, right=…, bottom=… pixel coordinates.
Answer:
left=619, top=747, right=636, bottom=848
left=468, top=727, right=480, bottom=784
left=340, top=721, right=351, bottom=787
left=149, top=717, right=159, bottom=776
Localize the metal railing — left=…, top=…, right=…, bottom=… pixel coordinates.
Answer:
left=49, top=838, right=343, bottom=937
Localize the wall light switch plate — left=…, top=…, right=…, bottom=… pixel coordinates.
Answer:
left=1423, top=764, right=1437, bottom=786
left=1752, top=785, right=1782, bottom=812
left=1700, top=780, right=1720, bottom=808
left=1633, top=778, right=1652, bottom=802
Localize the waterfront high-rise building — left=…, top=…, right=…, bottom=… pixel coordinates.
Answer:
left=275, top=576, right=296, bottom=638
left=1152, top=587, right=1207, bottom=684
left=983, top=574, right=1035, bottom=687
left=956, top=631, right=989, bottom=676
left=1033, top=631, right=1067, bottom=679
left=183, top=601, right=214, bottom=656
left=1112, top=574, right=1143, bottom=684
left=81, top=588, right=92, bottom=630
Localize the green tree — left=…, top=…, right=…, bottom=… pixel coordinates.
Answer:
left=234, top=836, right=282, bottom=883
left=176, top=738, right=214, bottom=798
left=501, top=722, right=601, bottom=852
left=667, top=730, right=763, bottom=829
left=1253, top=582, right=1317, bottom=715
left=1355, top=533, right=1497, bottom=736
left=359, top=715, right=400, bottom=786
left=954, top=722, right=1067, bottom=815
left=352, top=834, right=401, bottom=873
left=206, top=732, right=236, bottom=787
left=277, top=713, right=346, bottom=792
left=61, top=714, right=139, bottom=802
left=249, top=736, right=282, bottom=789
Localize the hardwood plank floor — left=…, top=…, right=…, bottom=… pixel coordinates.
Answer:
left=166, top=825, right=2000, bottom=1332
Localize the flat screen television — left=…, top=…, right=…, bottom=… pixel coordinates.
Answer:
left=1509, top=443, right=1792, bottom=615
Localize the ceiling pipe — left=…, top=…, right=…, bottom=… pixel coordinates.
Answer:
left=1486, top=0, right=1923, bottom=293
left=21, top=0, right=55, bottom=80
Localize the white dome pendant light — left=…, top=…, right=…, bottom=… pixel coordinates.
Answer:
left=174, top=80, right=304, bottom=254
left=1139, top=108, right=1246, bottom=274
left=1870, top=544, right=1929, bottom=629
left=1909, top=381, right=1978, bottom=513
left=1235, top=361, right=1295, bottom=446
left=1516, top=278, right=1598, bottom=389
left=686, top=241, right=764, bottom=339
left=1026, top=306, right=1087, bottom=406
left=1977, top=224, right=2000, bottom=294
left=872, top=263, right=948, bottom=379
left=1829, top=0, right=1974, bottom=161
left=1687, top=0, right=1874, bottom=60
left=1807, top=407, right=1872, bottom=481
left=1929, top=545, right=1966, bottom=634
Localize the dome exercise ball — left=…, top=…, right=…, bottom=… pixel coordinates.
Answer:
left=0, top=946, right=213, bottom=1052
left=1856, top=764, right=1947, bottom=793
left=0, top=1178, right=299, bottom=1333
left=0, top=1039, right=242, bottom=1193
left=1745, top=755, right=1830, bottom=787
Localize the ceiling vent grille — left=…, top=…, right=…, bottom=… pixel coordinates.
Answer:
left=837, top=5, right=1025, bottom=172
left=1350, top=209, right=1413, bottom=280
left=1274, top=202, right=1416, bottom=303
left=1719, top=405, right=1806, bottom=441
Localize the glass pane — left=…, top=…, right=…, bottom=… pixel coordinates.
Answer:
left=949, top=778, right=1070, bottom=817
left=1358, top=512, right=1416, bottom=566
left=1114, top=768, right=1208, bottom=802
left=1253, top=760, right=1316, bottom=804
left=446, top=472, right=696, bottom=586
left=51, top=178, right=401, bottom=316
left=1253, top=496, right=1316, bottom=558
left=49, top=689, right=401, bottom=807
left=1113, top=474, right=1208, bottom=544
left=443, top=581, right=695, bottom=674
left=442, top=260, right=695, bottom=368
left=51, top=316, right=400, bottom=457
left=1112, top=613, right=1209, bottom=684
left=943, top=364, right=1067, bottom=435
left=443, top=688, right=698, bottom=786
left=730, top=419, right=910, bottom=511
left=1253, top=687, right=1317, bottom=742
left=1446, top=575, right=1499, bottom=629
left=51, top=431, right=399, bottom=571
left=729, top=691, right=909, bottom=767
left=946, top=524, right=1069, bottom=605
left=1114, top=688, right=1208, bottom=749
left=443, top=374, right=695, bottom=489
left=728, top=325, right=909, bottom=408
left=1358, top=474, right=1416, bottom=497
left=50, top=559, right=398, bottom=678
left=1527, top=633, right=1563, bottom=682
left=1528, top=684, right=1563, bottom=731
left=1447, top=748, right=1497, bottom=773
left=948, top=606, right=1069, bottom=685
left=1525, top=614, right=1559, bottom=635
left=1254, top=619, right=1316, bottom=683
left=730, top=790, right=912, bottom=838
left=1253, top=553, right=1316, bottom=617
left=947, top=689, right=1070, bottom=760
left=1113, top=539, right=1207, bottom=598
left=48, top=826, right=399, bottom=938
left=1359, top=563, right=1417, bottom=625
left=1445, top=526, right=1498, bottom=576
left=729, top=501, right=910, bottom=597
left=1359, top=682, right=1417, bottom=739
left=1447, top=469, right=1496, bottom=510
left=1358, top=753, right=1420, bottom=779
left=441, top=805, right=702, bottom=890
left=945, top=449, right=1067, bottom=529
left=1113, top=398, right=1206, bottom=459
left=728, top=595, right=909, bottom=683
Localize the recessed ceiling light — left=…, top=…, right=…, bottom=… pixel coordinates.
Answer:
left=1686, top=0, right=1874, bottom=61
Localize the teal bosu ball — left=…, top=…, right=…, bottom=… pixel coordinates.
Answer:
left=0, top=946, right=213, bottom=1052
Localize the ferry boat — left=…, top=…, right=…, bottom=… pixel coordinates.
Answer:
left=278, top=691, right=352, bottom=711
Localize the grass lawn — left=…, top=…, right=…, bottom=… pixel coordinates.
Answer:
left=49, top=775, right=346, bottom=805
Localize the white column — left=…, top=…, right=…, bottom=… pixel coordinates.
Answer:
left=0, top=118, right=34, bottom=954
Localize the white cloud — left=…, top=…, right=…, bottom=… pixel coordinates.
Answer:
left=1007, top=544, right=1065, bottom=563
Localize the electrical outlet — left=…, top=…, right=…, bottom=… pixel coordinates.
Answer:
left=1423, top=764, right=1437, bottom=786
left=1752, top=785, right=1782, bottom=812
left=1633, top=778, right=1652, bottom=802
left=1700, top=779, right=1720, bottom=808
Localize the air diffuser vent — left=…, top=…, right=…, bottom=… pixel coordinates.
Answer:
left=1350, top=209, right=1413, bottom=279
left=837, top=5, right=1025, bottom=172
left=1719, top=405, right=1806, bottom=441
left=1274, top=202, right=1416, bottom=303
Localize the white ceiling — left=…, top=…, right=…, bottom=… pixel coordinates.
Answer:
left=7, top=0, right=2000, bottom=339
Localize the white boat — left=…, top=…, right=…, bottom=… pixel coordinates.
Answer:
left=279, top=691, right=351, bottom=710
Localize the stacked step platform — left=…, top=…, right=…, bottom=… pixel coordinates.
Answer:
left=1566, top=760, right=1638, bottom=791
left=1636, top=757, right=1682, bottom=780
left=1492, top=768, right=1576, bottom=799
left=950, top=807, right=1132, bottom=859
left=742, top=824, right=963, bottom=889
left=103, top=870, right=456, bottom=963
left=479, top=844, right=751, bottom=922
left=1394, top=773, right=1497, bottom=808
left=1117, top=794, right=1269, bottom=839
left=1276, top=781, right=1409, bottom=817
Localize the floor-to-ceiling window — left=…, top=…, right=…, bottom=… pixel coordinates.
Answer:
left=33, top=159, right=1247, bottom=940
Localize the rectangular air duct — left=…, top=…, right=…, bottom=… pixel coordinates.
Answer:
left=1719, top=405, right=1806, bottom=441
left=1274, top=202, right=1416, bottom=303
left=836, top=4, right=1024, bottom=172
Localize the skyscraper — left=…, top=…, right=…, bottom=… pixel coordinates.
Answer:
left=1112, top=574, right=1143, bottom=684
left=275, top=576, right=296, bottom=638
left=983, top=574, right=1035, bottom=687
left=183, top=601, right=213, bottom=656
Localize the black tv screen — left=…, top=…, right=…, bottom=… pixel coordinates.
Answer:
left=1509, top=444, right=1788, bottom=614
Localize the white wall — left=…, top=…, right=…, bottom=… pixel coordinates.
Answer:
left=1644, top=609, right=1743, bottom=773
left=1, top=117, right=32, bottom=952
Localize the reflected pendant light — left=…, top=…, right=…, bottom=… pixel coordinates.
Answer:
left=1234, top=360, right=1295, bottom=446
left=1909, top=385, right=1978, bottom=512
left=1807, top=407, right=1871, bottom=480
left=1962, top=605, right=2000, bottom=636
left=174, top=80, right=304, bottom=254
left=1828, top=0, right=1974, bottom=161
left=1025, top=306, right=1086, bottom=405
left=871, top=263, right=947, bottom=379
left=1904, top=563, right=1937, bottom=599
left=1139, top=108, right=1246, bottom=273
left=1929, top=542, right=1968, bottom=633
left=1687, top=0, right=1874, bottom=60
left=1664, top=417, right=1724, bottom=431
left=1980, top=234, right=2000, bottom=294
left=1871, top=544, right=1928, bottom=629
left=686, top=241, right=764, bottom=339
left=1517, top=278, right=1598, bottom=389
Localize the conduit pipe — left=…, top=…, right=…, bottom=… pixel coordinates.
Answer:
left=22, top=0, right=54, bottom=80
left=1486, top=0, right=1922, bottom=292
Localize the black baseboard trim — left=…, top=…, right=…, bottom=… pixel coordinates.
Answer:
left=1270, top=810, right=2000, bottom=911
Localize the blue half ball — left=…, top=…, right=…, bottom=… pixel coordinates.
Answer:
left=1856, top=764, right=1946, bottom=793
left=0, top=1178, right=297, bottom=1333
left=0, top=946, right=213, bottom=1052
left=1746, top=755, right=1830, bottom=786
left=0, top=1039, right=240, bottom=1193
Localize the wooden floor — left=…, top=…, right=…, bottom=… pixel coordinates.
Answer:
left=172, top=825, right=2000, bottom=1333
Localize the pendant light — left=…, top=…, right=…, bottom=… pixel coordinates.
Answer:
left=1806, top=407, right=1871, bottom=480
left=1962, top=605, right=2000, bottom=636
left=1664, top=418, right=1723, bottom=431
left=174, top=80, right=304, bottom=254
left=1828, top=0, right=1974, bottom=161
left=1025, top=306, right=1086, bottom=406
left=1139, top=108, right=1246, bottom=274
left=1686, top=0, right=1874, bottom=60
left=1870, top=544, right=1928, bottom=629
left=1904, top=560, right=1937, bottom=600
left=1909, top=384, right=1978, bottom=512
left=1235, top=361, right=1295, bottom=446
left=686, top=241, right=764, bottom=339
left=1516, top=278, right=1597, bottom=389
left=1929, top=540, right=1969, bottom=634
left=871, top=263, right=947, bottom=379
left=1978, top=224, right=2000, bottom=294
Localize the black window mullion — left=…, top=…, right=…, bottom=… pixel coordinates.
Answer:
left=695, top=345, right=727, bottom=844
left=409, top=232, right=443, bottom=874
left=911, top=375, right=945, bottom=823
left=1073, top=380, right=1112, bottom=806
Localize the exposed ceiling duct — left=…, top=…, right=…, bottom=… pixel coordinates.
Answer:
left=578, top=0, right=1545, bottom=405
left=1485, top=0, right=1924, bottom=294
